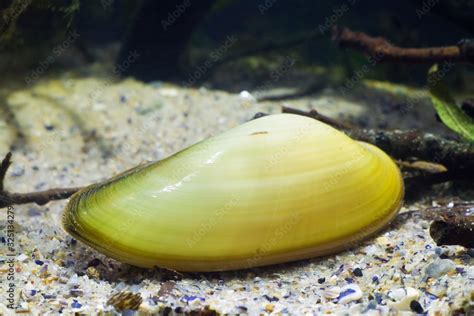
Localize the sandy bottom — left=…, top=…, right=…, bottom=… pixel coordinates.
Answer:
left=0, top=77, right=472, bottom=314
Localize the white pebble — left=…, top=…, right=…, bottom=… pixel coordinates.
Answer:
left=389, top=288, right=406, bottom=301
left=324, top=286, right=341, bottom=299
left=67, top=274, right=80, bottom=287
left=17, top=253, right=29, bottom=262
left=159, top=88, right=178, bottom=97
left=388, top=287, right=420, bottom=311
left=337, top=284, right=362, bottom=304
left=238, top=90, right=256, bottom=106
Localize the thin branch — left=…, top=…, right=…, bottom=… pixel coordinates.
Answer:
left=0, top=152, right=12, bottom=191
left=0, top=188, right=81, bottom=209
left=332, top=26, right=474, bottom=64
left=282, top=105, right=354, bottom=130
left=347, top=128, right=474, bottom=174
left=0, top=152, right=81, bottom=208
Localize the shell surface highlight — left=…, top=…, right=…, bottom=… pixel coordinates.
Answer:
left=63, top=114, right=404, bottom=271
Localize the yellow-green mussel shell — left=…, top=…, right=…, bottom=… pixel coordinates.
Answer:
left=63, top=114, right=404, bottom=272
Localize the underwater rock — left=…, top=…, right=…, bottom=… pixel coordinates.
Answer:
left=425, top=259, right=456, bottom=279
left=337, top=284, right=363, bottom=304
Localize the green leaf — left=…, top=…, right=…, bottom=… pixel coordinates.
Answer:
left=428, top=64, right=474, bottom=142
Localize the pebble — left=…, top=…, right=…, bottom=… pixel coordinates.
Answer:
left=337, top=284, right=363, bottom=304
left=44, top=124, right=55, bottom=131
left=371, top=275, right=379, bottom=284
left=67, top=274, right=80, bottom=287
left=376, top=236, right=390, bottom=246
left=238, top=90, right=256, bottom=107
left=86, top=266, right=101, bottom=279
left=425, top=259, right=456, bottom=278
left=324, top=286, right=341, bottom=299
left=427, top=283, right=448, bottom=297
left=39, top=265, right=49, bottom=278
left=467, top=248, right=474, bottom=257
left=17, top=253, right=29, bottom=262
left=238, top=90, right=254, bottom=101
left=352, top=268, right=363, bottom=277
left=70, top=288, right=84, bottom=297
left=388, top=287, right=420, bottom=311
left=410, top=300, right=424, bottom=313
left=71, top=299, right=82, bottom=309
left=16, top=302, right=30, bottom=313
left=159, top=88, right=178, bottom=97
left=265, top=303, right=274, bottom=312
left=28, top=207, right=42, bottom=217
left=10, top=165, right=25, bottom=177
left=366, top=300, right=377, bottom=310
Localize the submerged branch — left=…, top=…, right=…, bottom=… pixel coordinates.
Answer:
left=347, top=129, right=474, bottom=174
left=0, top=187, right=81, bottom=209
left=332, top=26, right=474, bottom=64
left=0, top=152, right=12, bottom=192
left=0, top=152, right=81, bottom=208
left=281, top=105, right=354, bottom=130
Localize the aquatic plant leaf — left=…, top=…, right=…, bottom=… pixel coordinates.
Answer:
left=428, top=64, right=474, bottom=142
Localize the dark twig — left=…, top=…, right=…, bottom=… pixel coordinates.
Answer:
left=347, top=129, right=474, bottom=174
left=332, top=26, right=474, bottom=64
left=0, top=152, right=12, bottom=192
left=0, top=188, right=81, bottom=209
left=0, top=152, right=81, bottom=208
left=282, top=105, right=354, bottom=130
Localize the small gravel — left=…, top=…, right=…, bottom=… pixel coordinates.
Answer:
left=0, top=77, right=472, bottom=314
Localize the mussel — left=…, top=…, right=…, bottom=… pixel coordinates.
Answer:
left=63, top=114, right=403, bottom=271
